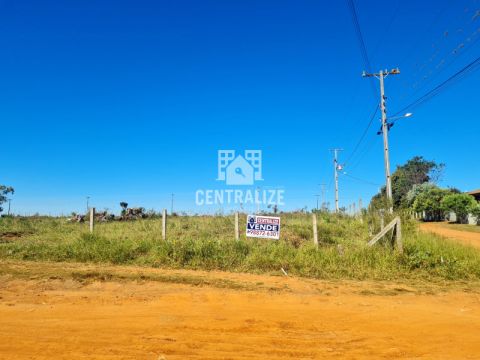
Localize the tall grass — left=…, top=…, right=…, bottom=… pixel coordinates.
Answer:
left=1, top=214, right=480, bottom=281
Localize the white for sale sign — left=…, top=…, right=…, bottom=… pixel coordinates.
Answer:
left=246, top=215, right=281, bottom=240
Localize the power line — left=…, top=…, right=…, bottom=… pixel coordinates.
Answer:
left=369, top=0, right=401, bottom=66
left=401, top=27, right=480, bottom=106
left=346, top=0, right=377, bottom=98
left=393, top=54, right=480, bottom=116
left=342, top=173, right=382, bottom=187
left=343, top=104, right=379, bottom=166
left=399, top=3, right=475, bottom=101
left=348, top=135, right=379, bottom=172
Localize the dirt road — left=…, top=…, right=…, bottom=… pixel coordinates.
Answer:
left=419, top=222, right=480, bottom=249
left=0, top=261, right=480, bottom=360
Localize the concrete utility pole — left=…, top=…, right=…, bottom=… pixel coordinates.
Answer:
left=7, top=198, right=11, bottom=216
left=171, top=193, right=174, bottom=215
left=330, top=149, right=343, bottom=213
left=86, top=196, right=90, bottom=213
left=362, top=68, right=400, bottom=213
left=315, top=194, right=320, bottom=211
left=319, top=183, right=326, bottom=210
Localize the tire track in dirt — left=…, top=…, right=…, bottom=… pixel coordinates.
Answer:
left=419, top=222, right=480, bottom=249
left=0, top=261, right=479, bottom=359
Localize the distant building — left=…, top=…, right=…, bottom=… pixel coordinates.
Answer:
left=466, top=189, right=480, bottom=225
left=467, top=189, right=480, bottom=202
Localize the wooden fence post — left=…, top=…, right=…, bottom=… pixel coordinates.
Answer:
left=89, top=207, right=95, bottom=233
left=235, top=212, right=240, bottom=241
left=368, top=216, right=403, bottom=254
left=312, top=213, right=319, bottom=247
left=396, top=217, right=403, bottom=254
left=162, top=209, right=167, bottom=240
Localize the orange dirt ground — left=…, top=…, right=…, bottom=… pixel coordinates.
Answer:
left=419, top=221, right=480, bottom=249
left=1, top=262, right=480, bottom=359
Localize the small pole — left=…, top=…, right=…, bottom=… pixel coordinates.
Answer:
left=89, top=207, right=95, bottom=233
left=312, top=213, right=319, bottom=247
left=396, top=217, right=403, bottom=253
left=235, top=212, right=239, bottom=241
left=7, top=199, right=11, bottom=216
left=330, top=148, right=343, bottom=213
left=162, top=209, right=167, bottom=240
left=320, top=183, right=326, bottom=210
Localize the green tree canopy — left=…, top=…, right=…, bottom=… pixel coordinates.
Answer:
left=370, top=156, right=444, bottom=210
left=470, top=202, right=480, bottom=224
left=441, top=193, right=477, bottom=224
left=0, top=185, right=14, bottom=213
left=405, top=182, right=438, bottom=208
left=412, top=186, right=451, bottom=221
left=391, top=156, right=444, bottom=209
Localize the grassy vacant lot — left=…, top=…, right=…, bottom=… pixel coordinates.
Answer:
left=1, top=213, right=480, bottom=282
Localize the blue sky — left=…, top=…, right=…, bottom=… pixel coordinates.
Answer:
left=1, top=0, right=480, bottom=215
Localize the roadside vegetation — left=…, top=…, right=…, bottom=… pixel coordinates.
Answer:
left=1, top=156, right=479, bottom=283
left=1, top=213, right=480, bottom=283
left=369, top=156, right=479, bottom=225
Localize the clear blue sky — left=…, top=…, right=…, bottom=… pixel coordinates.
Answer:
left=1, top=0, right=479, bottom=215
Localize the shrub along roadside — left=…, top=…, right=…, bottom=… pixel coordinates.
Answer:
left=1, top=224, right=480, bottom=282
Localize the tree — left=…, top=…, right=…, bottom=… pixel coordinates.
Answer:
left=391, top=156, right=444, bottom=209
left=441, top=193, right=477, bottom=224
left=470, top=202, right=480, bottom=224
left=412, top=186, right=451, bottom=221
left=120, top=202, right=128, bottom=216
left=369, top=192, right=391, bottom=212
left=405, top=182, right=438, bottom=208
left=0, top=185, right=14, bottom=214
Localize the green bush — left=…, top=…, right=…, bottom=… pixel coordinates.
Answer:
left=1, top=215, right=480, bottom=282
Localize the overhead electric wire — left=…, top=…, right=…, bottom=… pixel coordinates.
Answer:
left=400, top=27, right=480, bottom=106
left=346, top=0, right=377, bottom=98
left=343, top=0, right=382, bottom=169
left=393, top=54, right=480, bottom=117
left=369, top=0, right=401, bottom=65
left=399, top=2, right=473, bottom=101
left=343, top=104, right=379, bottom=166
left=342, top=173, right=382, bottom=187
left=348, top=136, right=378, bottom=172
